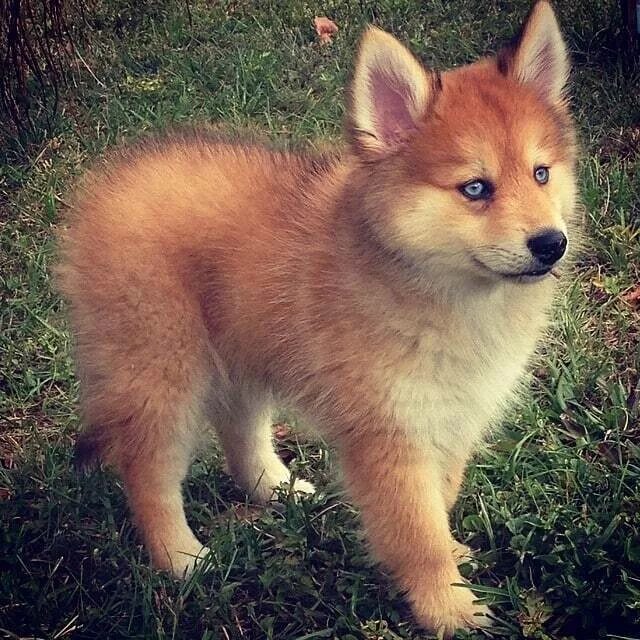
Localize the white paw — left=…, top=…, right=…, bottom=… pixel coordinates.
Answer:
left=249, top=475, right=316, bottom=503
left=291, top=478, right=316, bottom=495
left=412, top=583, right=492, bottom=638
left=165, top=543, right=211, bottom=579
left=244, top=458, right=315, bottom=503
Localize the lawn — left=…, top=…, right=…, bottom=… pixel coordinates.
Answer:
left=1, top=1, right=639, bottom=638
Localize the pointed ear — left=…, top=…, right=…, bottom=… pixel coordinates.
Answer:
left=346, top=27, right=438, bottom=160
left=507, top=0, right=569, bottom=103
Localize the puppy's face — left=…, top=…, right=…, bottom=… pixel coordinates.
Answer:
left=347, top=1, right=577, bottom=286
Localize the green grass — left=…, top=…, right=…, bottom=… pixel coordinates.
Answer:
left=1, top=1, right=639, bottom=638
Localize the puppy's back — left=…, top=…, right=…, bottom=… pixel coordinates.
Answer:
left=55, top=132, right=317, bottom=466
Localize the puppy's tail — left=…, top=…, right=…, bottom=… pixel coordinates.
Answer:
left=73, top=429, right=104, bottom=473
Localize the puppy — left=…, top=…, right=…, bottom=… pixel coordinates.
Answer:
left=56, top=1, right=577, bottom=634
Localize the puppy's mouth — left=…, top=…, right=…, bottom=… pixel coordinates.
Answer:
left=502, top=267, right=553, bottom=279
left=472, top=257, right=559, bottom=282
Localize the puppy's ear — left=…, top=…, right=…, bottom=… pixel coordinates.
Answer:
left=504, top=0, right=569, bottom=104
left=346, top=27, right=438, bottom=160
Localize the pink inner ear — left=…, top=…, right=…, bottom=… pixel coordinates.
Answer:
left=370, top=68, right=417, bottom=146
left=529, top=42, right=556, bottom=96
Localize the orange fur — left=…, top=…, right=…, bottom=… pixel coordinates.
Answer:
left=56, top=2, right=577, bottom=635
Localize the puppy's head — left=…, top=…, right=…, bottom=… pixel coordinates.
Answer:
left=346, top=1, right=577, bottom=288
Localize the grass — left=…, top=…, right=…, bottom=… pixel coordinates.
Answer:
left=1, top=0, right=639, bottom=638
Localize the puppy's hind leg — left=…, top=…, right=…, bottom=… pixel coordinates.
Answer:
left=62, top=231, right=214, bottom=577
left=212, top=393, right=315, bottom=503
left=77, top=359, right=212, bottom=578
left=118, top=407, right=210, bottom=578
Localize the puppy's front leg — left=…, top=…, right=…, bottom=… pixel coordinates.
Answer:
left=338, top=428, right=489, bottom=637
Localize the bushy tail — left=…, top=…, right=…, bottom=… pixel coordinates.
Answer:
left=73, top=429, right=104, bottom=473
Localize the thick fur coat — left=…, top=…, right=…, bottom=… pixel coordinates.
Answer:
left=57, top=2, right=577, bottom=635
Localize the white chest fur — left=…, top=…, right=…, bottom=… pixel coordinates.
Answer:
left=383, top=286, right=551, bottom=459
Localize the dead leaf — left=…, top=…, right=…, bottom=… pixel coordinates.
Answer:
left=621, top=284, right=640, bottom=308
left=313, top=16, right=338, bottom=45
left=273, top=422, right=293, bottom=441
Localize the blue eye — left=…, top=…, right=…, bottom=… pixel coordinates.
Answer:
left=534, top=166, right=550, bottom=184
left=460, top=179, right=492, bottom=201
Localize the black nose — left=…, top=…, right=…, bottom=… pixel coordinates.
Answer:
left=527, top=229, right=567, bottom=265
